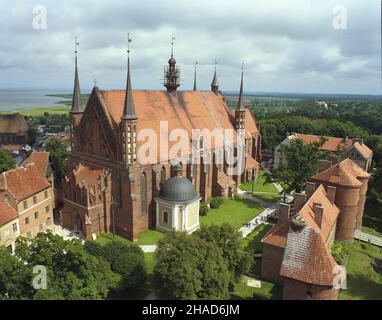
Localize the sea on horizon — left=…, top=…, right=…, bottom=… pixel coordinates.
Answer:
left=0, top=90, right=72, bottom=111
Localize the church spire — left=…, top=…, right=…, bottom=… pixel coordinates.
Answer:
left=164, top=36, right=180, bottom=92
left=71, top=37, right=84, bottom=113
left=121, top=33, right=137, bottom=120
left=236, top=62, right=245, bottom=111
left=211, top=59, right=219, bottom=94
left=193, top=61, right=198, bottom=91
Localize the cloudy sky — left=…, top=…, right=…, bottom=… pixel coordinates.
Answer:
left=0, top=0, right=380, bottom=94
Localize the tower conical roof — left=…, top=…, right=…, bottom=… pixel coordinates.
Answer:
left=121, top=55, right=137, bottom=120
left=71, top=54, right=84, bottom=113
left=237, top=69, right=245, bottom=111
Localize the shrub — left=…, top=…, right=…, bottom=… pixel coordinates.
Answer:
left=209, top=197, right=224, bottom=209
left=331, top=242, right=350, bottom=266
left=199, top=202, right=209, bottom=216
left=100, top=240, right=147, bottom=289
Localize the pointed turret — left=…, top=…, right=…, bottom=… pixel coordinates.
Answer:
left=211, top=65, right=219, bottom=94
left=120, top=34, right=138, bottom=165
left=193, top=62, right=197, bottom=91
left=71, top=38, right=84, bottom=114
left=121, top=53, right=137, bottom=120
left=236, top=68, right=245, bottom=111
left=234, top=64, right=246, bottom=131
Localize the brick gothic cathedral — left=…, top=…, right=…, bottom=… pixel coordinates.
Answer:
left=61, top=47, right=261, bottom=241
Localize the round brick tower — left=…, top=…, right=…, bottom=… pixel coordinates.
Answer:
left=310, top=159, right=368, bottom=243
left=331, top=184, right=360, bottom=242
left=355, top=176, right=369, bottom=230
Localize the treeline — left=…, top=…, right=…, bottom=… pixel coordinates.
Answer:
left=259, top=115, right=370, bottom=152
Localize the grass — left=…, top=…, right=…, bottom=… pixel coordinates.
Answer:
left=2, top=106, right=70, bottom=116
left=339, top=240, right=382, bottom=300
left=242, top=224, right=273, bottom=253
left=362, top=226, right=382, bottom=238
left=200, top=197, right=264, bottom=229
left=232, top=224, right=282, bottom=300
left=96, top=229, right=164, bottom=246
left=240, top=170, right=282, bottom=203
left=231, top=275, right=282, bottom=300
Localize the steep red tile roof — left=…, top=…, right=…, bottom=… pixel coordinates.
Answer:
left=217, top=171, right=236, bottom=189
left=246, top=155, right=260, bottom=170
left=244, top=109, right=259, bottom=135
left=0, top=195, right=17, bottom=227
left=0, top=163, right=51, bottom=201
left=262, top=185, right=340, bottom=286
left=25, top=152, right=50, bottom=177
left=311, top=158, right=369, bottom=188
left=0, top=114, right=28, bottom=134
left=352, top=142, right=373, bottom=159
left=262, top=185, right=339, bottom=247
left=97, top=90, right=259, bottom=163
left=280, top=227, right=338, bottom=286
left=290, top=133, right=353, bottom=152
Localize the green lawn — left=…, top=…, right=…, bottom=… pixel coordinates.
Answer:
left=242, top=224, right=273, bottom=253
left=339, top=240, right=382, bottom=300
left=232, top=224, right=282, bottom=300
left=240, top=170, right=282, bottom=203
left=231, top=275, right=282, bottom=300
left=2, top=106, right=70, bottom=116
left=96, top=229, right=164, bottom=246
left=200, top=197, right=264, bottom=229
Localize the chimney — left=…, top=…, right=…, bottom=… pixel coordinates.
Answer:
left=305, top=182, right=316, bottom=199
left=326, top=186, right=336, bottom=204
left=294, top=193, right=306, bottom=210
left=318, top=160, right=332, bottom=173
left=278, top=203, right=291, bottom=225
left=313, top=202, right=324, bottom=229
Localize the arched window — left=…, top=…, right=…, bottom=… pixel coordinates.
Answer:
left=160, top=167, right=166, bottom=184
left=140, top=172, right=147, bottom=215
left=162, top=211, right=169, bottom=223
left=199, top=137, right=204, bottom=150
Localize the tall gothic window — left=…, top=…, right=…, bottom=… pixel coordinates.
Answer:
left=192, top=163, right=197, bottom=185
left=141, top=172, right=147, bottom=215
left=160, top=167, right=166, bottom=184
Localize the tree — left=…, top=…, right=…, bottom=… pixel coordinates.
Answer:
left=154, top=231, right=230, bottom=300
left=267, top=138, right=327, bottom=193
left=0, top=247, right=33, bottom=299
left=0, top=150, right=16, bottom=174
left=85, top=240, right=147, bottom=290
left=14, top=232, right=118, bottom=300
left=196, top=224, right=251, bottom=290
left=45, top=137, right=68, bottom=186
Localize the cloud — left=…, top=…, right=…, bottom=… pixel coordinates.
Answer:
left=0, top=0, right=380, bottom=94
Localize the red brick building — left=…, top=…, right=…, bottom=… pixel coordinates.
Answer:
left=61, top=49, right=261, bottom=240
left=0, top=163, right=55, bottom=239
left=261, top=184, right=341, bottom=300
left=0, top=114, right=28, bottom=145
left=311, top=158, right=370, bottom=242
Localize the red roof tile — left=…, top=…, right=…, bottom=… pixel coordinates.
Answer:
left=0, top=195, right=17, bottom=227
left=25, top=152, right=50, bottom=177
left=290, top=133, right=353, bottom=152
left=352, top=142, right=373, bottom=159
left=311, top=158, right=369, bottom=187
left=0, top=163, right=51, bottom=201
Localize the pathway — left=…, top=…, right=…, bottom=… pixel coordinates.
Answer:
left=237, top=189, right=281, bottom=238
left=354, top=230, right=382, bottom=247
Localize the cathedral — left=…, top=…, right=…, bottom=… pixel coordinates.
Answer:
left=60, top=44, right=261, bottom=241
